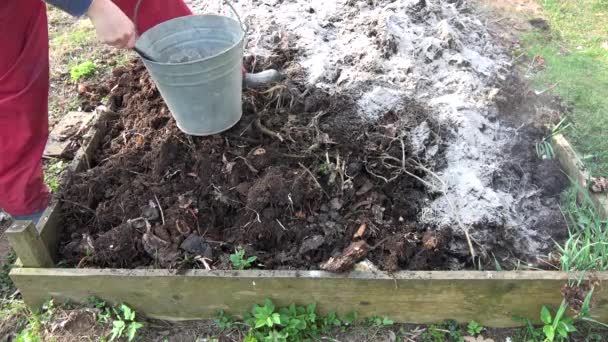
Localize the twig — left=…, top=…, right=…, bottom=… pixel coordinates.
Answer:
left=276, top=219, right=287, bottom=231
left=534, top=82, right=559, bottom=95
left=244, top=206, right=262, bottom=224
left=233, top=156, right=259, bottom=174
left=154, top=194, right=165, bottom=226
left=369, top=236, right=392, bottom=250
left=60, top=199, right=96, bottom=214
left=255, top=118, right=284, bottom=141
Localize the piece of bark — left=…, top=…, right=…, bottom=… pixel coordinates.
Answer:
left=320, top=240, right=370, bottom=272
left=353, top=223, right=367, bottom=240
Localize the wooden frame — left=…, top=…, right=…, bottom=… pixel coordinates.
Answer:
left=7, top=115, right=608, bottom=327
left=552, top=134, right=608, bottom=219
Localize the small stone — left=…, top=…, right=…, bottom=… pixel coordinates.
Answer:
left=320, top=204, right=329, bottom=212
left=129, top=218, right=146, bottom=230
left=300, top=235, right=325, bottom=254
left=329, top=211, right=340, bottom=220
left=180, top=234, right=213, bottom=259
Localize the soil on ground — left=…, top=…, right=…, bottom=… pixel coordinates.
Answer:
left=59, top=56, right=451, bottom=271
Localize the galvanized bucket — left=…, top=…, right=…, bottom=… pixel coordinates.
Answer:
left=135, top=13, right=245, bottom=136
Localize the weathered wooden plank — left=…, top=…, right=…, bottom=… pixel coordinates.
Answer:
left=553, top=134, right=608, bottom=219
left=36, top=201, right=62, bottom=259
left=67, top=109, right=111, bottom=174
left=10, top=269, right=608, bottom=327
left=44, top=111, right=94, bottom=158
left=6, top=222, right=54, bottom=268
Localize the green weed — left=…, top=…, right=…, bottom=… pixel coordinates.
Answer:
left=70, top=61, right=97, bottom=81
left=420, top=320, right=464, bottom=342
left=540, top=301, right=577, bottom=341
left=109, top=303, right=143, bottom=341
left=87, top=297, right=143, bottom=341
left=216, top=299, right=361, bottom=341
left=513, top=290, right=604, bottom=342
left=230, top=248, right=257, bottom=270
left=9, top=299, right=57, bottom=342
left=557, top=185, right=608, bottom=272
left=467, top=320, right=484, bottom=336
left=215, top=310, right=236, bottom=329
left=45, top=160, right=66, bottom=193
left=0, top=252, right=17, bottom=297
left=535, top=118, right=571, bottom=160
left=363, top=315, right=394, bottom=327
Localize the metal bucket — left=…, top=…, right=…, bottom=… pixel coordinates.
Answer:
left=135, top=14, right=245, bottom=136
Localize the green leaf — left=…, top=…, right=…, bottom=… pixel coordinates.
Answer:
left=126, top=322, right=143, bottom=341
left=110, top=320, right=126, bottom=341
left=562, top=321, right=577, bottom=332
left=247, top=256, right=257, bottom=263
left=264, top=299, right=275, bottom=313
left=120, top=304, right=135, bottom=321
left=543, top=325, right=555, bottom=341
left=294, top=319, right=306, bottom=330
left=580, top=288, right=595, bottom=317
left=382, top=317, right=394, bottom=326
left=244, top=332, right=258, bottom=342
left=556, top=322, right=569, bottom=338
left=541, top=306, right=552, bottom=325
left=271, top=313, right=281, bottom=325
left=254, top=319, right=266, bottom=329
left=343, top=311, right=358, bottom=325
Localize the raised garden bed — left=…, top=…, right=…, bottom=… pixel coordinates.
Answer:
left=7, top=0, right=608, bottom=328
left=7, top=64, right=608, bottom=327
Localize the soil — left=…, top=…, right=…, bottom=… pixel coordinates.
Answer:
left=58, top=0, right=568, bottom=272
left=60, top=56, right=450, bottom=271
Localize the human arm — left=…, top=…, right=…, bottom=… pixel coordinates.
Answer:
left=45, top=0, right=136, bottom=48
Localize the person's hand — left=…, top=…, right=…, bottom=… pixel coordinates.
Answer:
left=87, top=0, right=137, bottom=49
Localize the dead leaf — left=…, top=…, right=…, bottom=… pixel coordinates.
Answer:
left=534, top=54, right=545, bottom=67
left=422, top=231, right=439, bottom=250
left=178, top=195, right=194, bottom=209
left=589, top=177, right=608, bottom=193
left=353, top=223, right=367, bottom=239
left=253, top=148, right=266, bottom=156
left=135, top=135, right=145, bottom=146
left=222, top=154, right=236, bottom=174
left=77, top=83, right=88, bottom=93
left=295, top=211, right=306, bottom=219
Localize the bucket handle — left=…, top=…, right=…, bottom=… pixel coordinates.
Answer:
left=133, top=0, right=248, bottom=36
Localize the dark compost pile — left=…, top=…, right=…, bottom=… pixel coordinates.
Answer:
left=59, top=56, right=456, bottom=272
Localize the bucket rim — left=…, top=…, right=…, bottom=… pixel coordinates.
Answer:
left=136, top=14, right=245, bottom=67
